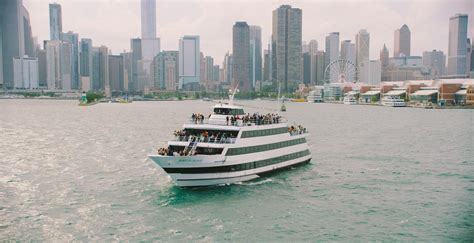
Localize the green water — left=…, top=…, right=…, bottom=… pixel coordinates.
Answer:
left=0, top=100, right=473, bottom=241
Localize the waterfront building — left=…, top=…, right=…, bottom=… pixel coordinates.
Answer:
left=356, top=29, right=370, bottom=81
left=61, top=31, right=80, bottom=89
left=233, top=22, right=251, bottom=91
left=108, top=55, right=124, bottom=92
left=380, top=44, right=390, bottom=81
left=249, top=25, right=262, bottom=88
left=325, top=32, right=340, bottom=80
left=13, top=56, right=38, bottom=89
left=178, top=35, right=200, bottom=90
left=272, top=5, right=302, bottom=92
left=49, top=3, right=62, bottom=40
left=0, top=0, right=35, bottom=89
left=152, top=51, right=179, bottom=90
left=423, top=50, right=446, bottom=78
left=394, top=24, right=411, bottom=57
left=447, top=14, right=469, bottom=76
left=340, top=40, right=356, bottom=64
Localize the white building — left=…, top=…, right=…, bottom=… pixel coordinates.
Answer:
left=361, top=60, right=381, bottom=85
left=178, top=35, right=200, bottom=90
left=13, top=56, right=39, bottom=89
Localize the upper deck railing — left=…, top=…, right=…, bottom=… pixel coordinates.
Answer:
left=186, top=117, right=288, bottom=127
left=172, top=135, right=236, bottom=144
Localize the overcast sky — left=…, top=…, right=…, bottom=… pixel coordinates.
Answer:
left=24, top=0, right=473, bottom=64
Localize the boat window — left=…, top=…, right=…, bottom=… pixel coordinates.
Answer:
left=241, top=127, right=288, bottom=138
left=226, top=138, right=307, bottom=156
left=213, top=108, right=245, bottom=115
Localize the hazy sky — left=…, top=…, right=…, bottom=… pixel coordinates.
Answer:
left=24, top=0, right=473, bottom=64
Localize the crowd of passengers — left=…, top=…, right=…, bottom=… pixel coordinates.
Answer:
left=191, top=113, right=207, bottom=124
left=226, top=113, right=282, bottom=126
left=173, top=129, right=236, bottom=143
left=157, top=146, right=196, bottom=156
left=288, top=125, right=307, bottom=135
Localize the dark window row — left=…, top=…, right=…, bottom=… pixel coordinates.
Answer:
left=226, top=138, right=306, bottom=156
left=163, top=150, right=311, bottom=174
left=240, top=127, right=288, bottom=138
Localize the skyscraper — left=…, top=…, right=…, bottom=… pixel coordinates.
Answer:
left=204, top=56, right=214, bottom=81
left=79, top=39, right=92, bottom=91
left=360, top=60, right=381, bottom=85
left=36, top=49, right=47, bottom=87
left=140, top=0, right=160, bottom=91
left=13, top=56, right=38, bottom=89
left=178, top=35, right=200, bottom=90
left=325, top=32, right=339, bottom=82
left=49, top=3, right=62, bottom=40
left=62, top=31, right=79, bottom=89
left=340, top=40, right=356, bottom=64
left=45, top=40, right=61, bottom=90
left=308, top=40, right=318, bottom=55
left=394, top=24, right=411, bottom=57
left=153, top=51, right=179, bottom=90
left=314, top=51, right=325, bottom=85
left=108, top=55, right=124, bottom=92
left=223, top=52, right=233, bottom=84
left=423, top=50, right=446, bottom=78
left=232, top=22, right=251, bottom=91
left=249, top=25, right=262, bottom=88
left=272, top=5, right=302, bottom=92
left=0, top=0, right=35, bottom=89
left=380, top=44, right=390, bottom=81
left=356, top=29, right=370, bottom=81
left=130, top=38, right=142, bottom=91
left=447, top=14, right=468, bottom=76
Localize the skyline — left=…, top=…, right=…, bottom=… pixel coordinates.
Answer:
left=24, top=0, right=473, bottom=64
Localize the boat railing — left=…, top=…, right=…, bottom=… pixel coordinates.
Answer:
left=172, top=135, right=236, bottom=144
left=185, top=117, right=288, bottom=127
left=289, top=130, right=308, bottom=136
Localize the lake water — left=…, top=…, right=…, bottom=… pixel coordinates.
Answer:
left=0, top=99, right=473, bottom=241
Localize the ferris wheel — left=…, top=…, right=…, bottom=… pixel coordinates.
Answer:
left=324, top=59, right=358, bottom=84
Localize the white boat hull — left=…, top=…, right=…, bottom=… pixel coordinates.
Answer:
left=149, top=152, right=311, bottom=187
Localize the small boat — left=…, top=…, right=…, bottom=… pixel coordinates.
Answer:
left=281, top=101, right=287, bottom=112
left=343, top=96, right=357, bottom=105
left=382, top=96, right=406, bottom=107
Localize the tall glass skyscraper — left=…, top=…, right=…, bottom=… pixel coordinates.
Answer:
left=49, top=3, right=62, bottom=40
left=447, top=14, right=468, bottom=76
left=356, top=29, right=370, bottom=82
left=272, top=5, right=302, bottom=92
left=249, top=25, right=262, bottom=89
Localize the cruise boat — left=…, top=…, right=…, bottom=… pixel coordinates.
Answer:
left=382, top=96, right=406, bottom=107
left=306, top=90, right=324, bottom=103
left=343, top=96, right=357, bottom=105
left=149, top=92, right=311, bottom=187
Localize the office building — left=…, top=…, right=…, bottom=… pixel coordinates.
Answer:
left=422, top=50, right=446, bottom=78
left=360, top=60, right=381, bottom=85
left=49, top=3, right=62, bottom=40
left=223, top=52, right=233, bottom=84
left=447, top=14, right=468, bottom=76
left=380, top=44, right=390, bottom=81
left=36, top=49, right=47, bottom=87
left=325, top=32, right=340, bottom=82
left=178, top=35, right=200, bottom=90
left=340, top=40, right=356, bottom=64
left=356, top=29, right=370, bottom=81
left=394, top=24, right=411, bottom=57
left=152, top=51, right=178, bottom=90
left=109, top=55, right=124, bottom=92
left=13, top=56, right=38, bottom=89
left=61, top=31, right=79, bottom=89
left=249, top=25, right=262, bottom=88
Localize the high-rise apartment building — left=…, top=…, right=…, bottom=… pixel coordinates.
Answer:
left=223, top=52, right=233, bottom=84
left=394, top=24, right=411, bottom=57
left=272, top=5, right=302, bottom=92
left=233, top=22, right=251, bottom=91
left=61, top=31, right=79, bottom=89
left=325, top=32, right=339, bottom=82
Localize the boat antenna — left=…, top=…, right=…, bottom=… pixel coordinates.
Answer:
left=229, top=84, right=239, bottom=106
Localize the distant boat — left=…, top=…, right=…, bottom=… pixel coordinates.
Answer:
left=381, top=96, right=406, bottom=107
left=343, top=96, right=357, bottom=105
left=281, top=100, right=287, bottom=112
